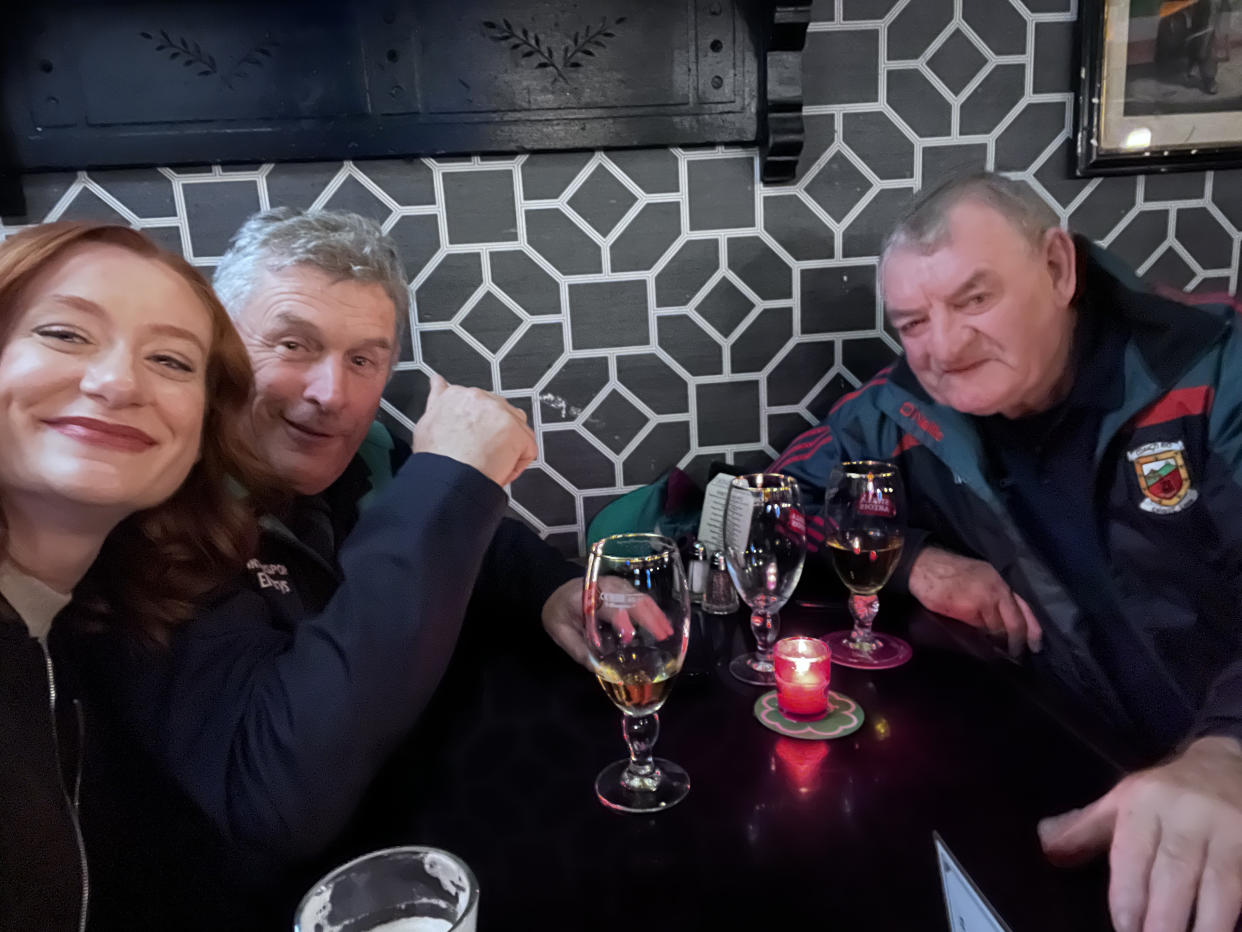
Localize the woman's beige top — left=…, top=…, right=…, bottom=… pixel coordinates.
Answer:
left=0, top=561, right=72, bottom=642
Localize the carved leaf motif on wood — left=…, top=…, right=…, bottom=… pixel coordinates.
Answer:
left=480, top=15, right=626, bottom=84
left=138, top=30, right=281, bottom=90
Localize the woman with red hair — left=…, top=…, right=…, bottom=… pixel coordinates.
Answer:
left=0, top=222, right=265, bottom=931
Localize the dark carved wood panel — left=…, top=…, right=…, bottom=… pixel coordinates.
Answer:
left=0, top=1, right=809, bottom=212
left=760, top=3, right=811, bottom=183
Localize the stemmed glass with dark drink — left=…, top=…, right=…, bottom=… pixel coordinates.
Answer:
left=584, top=533, right=691, bottom=813
left=822, top=460, right=913, bottom=669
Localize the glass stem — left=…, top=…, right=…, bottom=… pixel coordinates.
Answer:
left=620, top=713, right=660, bottom=789
left=849, top=594, right=880, bottom=649
left=750, top=610, right=780, bottom=672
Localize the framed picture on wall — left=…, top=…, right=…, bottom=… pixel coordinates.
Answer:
left=1075, top=0, right=1242, bottom=175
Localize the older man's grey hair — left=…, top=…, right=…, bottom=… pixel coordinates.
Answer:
left=213, top=207, right=410, bottom=350
left=880, top=172, right=1061, bottom=270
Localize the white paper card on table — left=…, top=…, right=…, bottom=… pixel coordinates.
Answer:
left=696, top=473, right=736, bottom=554
left=935, top=833, right=1013, bottom=932
left=723, top=484, right=757, bottom=557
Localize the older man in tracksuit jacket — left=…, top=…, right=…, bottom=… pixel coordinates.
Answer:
left=779, top=243, right=1242, bottom=756
left=774, top=173, right=1242, bottom=932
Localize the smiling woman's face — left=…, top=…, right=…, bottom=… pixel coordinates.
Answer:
left=0, top=242, right=212, bottom=517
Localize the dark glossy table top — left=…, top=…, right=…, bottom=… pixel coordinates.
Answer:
left=377, top=593, right=1120, bottom=931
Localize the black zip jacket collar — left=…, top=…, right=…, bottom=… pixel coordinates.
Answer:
left=0, top=598, right=88, bottom=932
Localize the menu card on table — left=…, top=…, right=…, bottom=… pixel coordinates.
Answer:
left=696, top=472, right=736, bottom=553
left=935, top=833, right=1013, bottom=932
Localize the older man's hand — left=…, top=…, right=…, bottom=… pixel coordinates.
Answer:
left=413, top=374, right=537, bottom=487
left=541, top=578, right=590, bottom=668
left=907, top=545, right=1042, bottom=657
left=1039, top=736, right=1242, bottom=932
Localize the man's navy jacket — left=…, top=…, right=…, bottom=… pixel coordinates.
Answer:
left=98, top=424, right=580, bottom=863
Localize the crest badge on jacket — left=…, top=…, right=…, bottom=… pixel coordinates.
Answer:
left=1127, top=440, right=1198, bottom=514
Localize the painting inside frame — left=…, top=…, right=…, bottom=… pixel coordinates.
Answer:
left=1078, top=0, right=1242, bottom=175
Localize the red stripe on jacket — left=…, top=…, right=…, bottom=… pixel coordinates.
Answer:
left=771, top=367, right=894, bottom=471
left=1133, top=385, right=1215, bottom=429
left=828, top=365, right=894, bottom=418
left=771, top=429, right=835, bottom=470
left=1154, top=284, right=1242, bottom=313
left=806, top=514, right=825, bottom=552
left=774, top=425, right=833, bottom=459
left=890, top=433, right=921, bottom=457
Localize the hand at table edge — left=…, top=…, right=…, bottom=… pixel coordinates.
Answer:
left=1038, top=734, right=1242, bottom=932
left=906, top=545, right=1043, bottom=658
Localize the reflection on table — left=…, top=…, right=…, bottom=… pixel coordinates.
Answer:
left=336, top=592, right=1119, bottom=932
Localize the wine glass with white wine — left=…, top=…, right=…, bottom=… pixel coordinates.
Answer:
left=822, top=460, right=912, bottom=669
left=584, top=533, right=691, bottom=813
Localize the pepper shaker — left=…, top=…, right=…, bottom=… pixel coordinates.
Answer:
left=702, top=550, right=740, bottom=615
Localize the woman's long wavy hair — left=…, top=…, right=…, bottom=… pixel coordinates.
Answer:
left=0, top=221, right=272, bottom=639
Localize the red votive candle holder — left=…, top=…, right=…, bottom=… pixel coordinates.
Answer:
left=773, top=637, right=831, bottom=719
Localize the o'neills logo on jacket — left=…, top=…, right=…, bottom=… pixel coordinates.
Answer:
left=247, top=558, right=291, bottom=593
left=898, top=401, right=944, bottom=442
left=1127, top=440, right=1198, bottom=514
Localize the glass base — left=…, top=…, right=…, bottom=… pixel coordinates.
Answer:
left=729, top=652, right=777, bottom=686
left=594, top=758, right=690, bottom=813
left=823, top=630, right=912, bottom=670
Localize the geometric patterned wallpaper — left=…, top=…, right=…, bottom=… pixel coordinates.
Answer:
left=3, top=0, right=1240, bottom=556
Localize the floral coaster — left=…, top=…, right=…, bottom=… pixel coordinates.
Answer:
left=753, top=690, right=864, bottom=740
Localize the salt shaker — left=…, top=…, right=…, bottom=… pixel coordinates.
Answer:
left=702, top=550, right=739, bottom=615
left=688, top=541, right=708, bottom=604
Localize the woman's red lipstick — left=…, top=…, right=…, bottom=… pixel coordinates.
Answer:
left=45, top=417, right=156, bottom=452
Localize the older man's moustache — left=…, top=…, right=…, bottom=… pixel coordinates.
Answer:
left=283, top=416, right=342, bottom=438
left=938, top=359, right=987, bottom=375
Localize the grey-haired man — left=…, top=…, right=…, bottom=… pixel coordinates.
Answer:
left=108, top=208, right=590, bottom=880
left=775, top=172, right=1242, bottom=932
